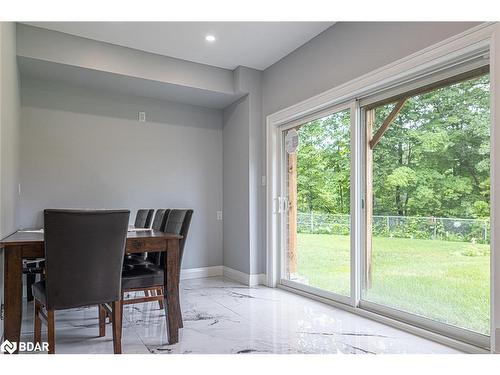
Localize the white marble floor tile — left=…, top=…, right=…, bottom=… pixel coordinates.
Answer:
left=17, top=276, right=462, bottom=354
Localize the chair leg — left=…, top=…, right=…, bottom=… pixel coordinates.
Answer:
left=178, top=309, right=183, bottom=328
left=157, top=288, right=164, bottom=310
left=34, top=300, right=42, bottom=345
left=98, top=304, right=106, bottom=337
left=47, top=309, right=55, bottom=354
left=120, top=299, right=124, bottom=323
left=159, top=286, right=182, bottom=328
left=112, top=300, right=122, bottom=354
left=144, top=290, right=149, bottom=297
left=26, top=273, right=35, bottom=302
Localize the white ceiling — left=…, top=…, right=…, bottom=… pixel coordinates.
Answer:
left=22, top=22, right=334, bottom=70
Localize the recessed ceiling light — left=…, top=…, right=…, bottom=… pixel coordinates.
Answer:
left=205, top=34, right=216, bottom=42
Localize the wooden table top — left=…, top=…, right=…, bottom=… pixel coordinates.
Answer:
left=0, top=229, right=183, bottom=246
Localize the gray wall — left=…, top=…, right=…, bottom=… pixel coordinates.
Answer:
left=0, top=22, right=21, bottom=238
left=223, top=95, right=250, bottom=273
left=236, top=68, right=264, bottom=275
left=263, top=22, right=481, bottom=116
left=17, top=24, right=235, bottom=96
left=222, top=66, right=263, bottom=275
left=20, top=79, right=223, bottom=270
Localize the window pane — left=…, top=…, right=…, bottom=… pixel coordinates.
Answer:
left=285, top=109, right=351, bottom=297
left=363, top=74, right=490, bottom=334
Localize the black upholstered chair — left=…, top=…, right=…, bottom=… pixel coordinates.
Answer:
left=124, top=209, right=170, bottom=266
left=151, top=209, right=169, bottom=231
left=32, top=209, right=130, bottom=354
left=134, top=209, right=154, bottom=228
left=121, top=209, right=193, bottom=315
left=163, top=210, right=193, bottom=264
left=24, top=259, right=44, bottom=301
left=124, top=209, right=155, bottom=264
left=124, top=209, right=170, bottom=301
left=143, top=209, right=171, bottom=265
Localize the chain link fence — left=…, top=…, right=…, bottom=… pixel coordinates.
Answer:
left=297, top=212, right=490, bottom=244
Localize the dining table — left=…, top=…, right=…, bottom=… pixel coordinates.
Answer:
left=0, top=228, right=183, bottom=354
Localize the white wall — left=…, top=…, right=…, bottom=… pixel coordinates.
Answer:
left=0, top=22, right=21, bottom=238
left=20, top=79, right=223, bottom=270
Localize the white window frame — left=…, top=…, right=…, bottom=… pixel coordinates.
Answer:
left=265, top=22, right=500, bottom=353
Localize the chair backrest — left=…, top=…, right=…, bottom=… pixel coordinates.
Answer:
left=134, top=209, right=154, bottom=228
left=163, top=209, right=194, bottom=264
left=151, top=209, right=170, bottom=231
left=44, top=209, right=130, bottom=310
left=144, top=209, right=171, bottom=264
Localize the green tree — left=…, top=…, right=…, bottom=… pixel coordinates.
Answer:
left=295, top=73, right=490, bottom=221
left=296, top=110, right=351, bottom=214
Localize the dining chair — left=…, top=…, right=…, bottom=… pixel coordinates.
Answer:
left=32, top=209, right=130, bottom=354
left=121, top=209, right=193, bottom=317
left=124, top=209, right=155, bottom=264
left=24, top=259, right=44, bottom=301
left=134, top=209, right=154, bottom=228
left=151, top=209, right=169, bottom=231
left=124, top=209, right=170, bottom=299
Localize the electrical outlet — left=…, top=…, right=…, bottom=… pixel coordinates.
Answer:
left=216, top=211, right=223, bottom=221
left=261, top=176, right=267, bottom=186
left=138, top=111, right=146, bottom=122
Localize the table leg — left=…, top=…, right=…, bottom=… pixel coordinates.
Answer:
left=3, top=246, right=23, bottom=354
left=164, top=239, right=181, bottom=344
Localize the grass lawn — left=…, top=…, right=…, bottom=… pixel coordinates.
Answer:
left=296, top=233, right=490, bottom=335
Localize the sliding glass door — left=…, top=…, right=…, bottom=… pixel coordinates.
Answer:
left=361, top=73, right=491, bottom=342
left=275, top=65, right=491, bottom=347
left=280, top=105, right=354, bottom=302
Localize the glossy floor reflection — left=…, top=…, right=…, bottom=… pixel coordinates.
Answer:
left=19, top=276, right=460, bottom=354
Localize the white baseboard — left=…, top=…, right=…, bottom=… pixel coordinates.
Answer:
left=21, top=265, right=261, bottom=289
left=222, top=266, right=266, bottom=286
left=180, top=265, right=268, bottom=286
left=180, top=265, right=223, bottom=280
left=249, top=273, right=267, bottom=286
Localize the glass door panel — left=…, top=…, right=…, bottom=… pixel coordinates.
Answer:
left=362, top=74, right=490, bottom=335
left=282, top=108, right=352, bottom=298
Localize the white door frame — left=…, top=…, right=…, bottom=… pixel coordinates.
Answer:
left=275, top=101, right=358, bottom=307
left=266, top=22, right=500, bottom=352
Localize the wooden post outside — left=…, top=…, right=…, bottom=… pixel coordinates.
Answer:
left=365, top=109, right=375, bottom=289
left=365, top=99, right=406, bottom=289
left=369, top=99, right=407, bottom=149
left=288, top=152, right=298, bottom=275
